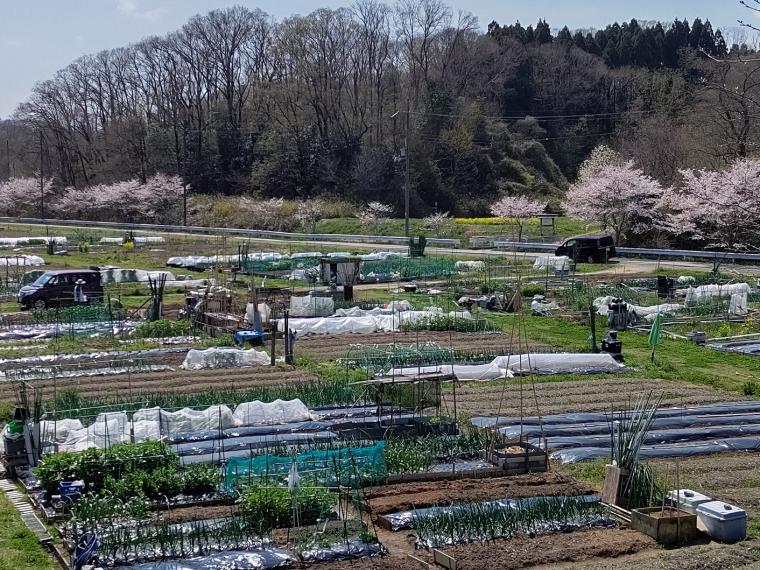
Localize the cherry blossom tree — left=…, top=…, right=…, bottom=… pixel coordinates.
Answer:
left=358, top=201, right=393, bottom=234
left=0, top=177, right=55, bottom=217
left=490, top=196, right=547, bottom=242
left=295, top=199, right=329, bottom=233
left=564, top=161, right=663, bottom=245
left=661, top=159, right=760, bottom=250
left=54, top=174, right=185, bottom=223
left=423, top=211, right=452, bottom=237
left=576, top=144, right=622, bottom=182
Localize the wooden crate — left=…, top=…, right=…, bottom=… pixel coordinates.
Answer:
left=486, top=442, right=547, bottom=475
left=631, top=507, right=697, bottom=545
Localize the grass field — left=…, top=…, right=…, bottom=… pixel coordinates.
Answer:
left=316, top=216, right=592, bottom=244
left=0, top=493, right=56, bottom=570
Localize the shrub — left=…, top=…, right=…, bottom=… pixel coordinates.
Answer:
left=743, top=381, right=759, bottom=396
left=35, top=441, right=179, bottom=494
left=237, top=484, right=336, bottom=533
left=522, top=283, right=545, bottom=297
left=181, top=464, right=222, bottom=496
left=132, top=319, right=192, bottom=339
left=237, top=484, right=292, bottom=533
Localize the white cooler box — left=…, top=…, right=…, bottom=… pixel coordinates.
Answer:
left=667, top=489, right=712, bottom=514
left=696, top=501, right=747, bottom=542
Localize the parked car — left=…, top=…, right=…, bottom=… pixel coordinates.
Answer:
left=555, top=234, right=616, bottom=263
left=18, top=269, right=103, bottom=309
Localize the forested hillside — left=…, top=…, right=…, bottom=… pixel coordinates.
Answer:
left=1, top=1, right=757, bottom=216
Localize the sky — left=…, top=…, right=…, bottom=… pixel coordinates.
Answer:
left=0, top=0, right=753, bottom=118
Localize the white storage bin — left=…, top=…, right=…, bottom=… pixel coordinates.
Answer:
left=696, top=500, right=747, bottom=542
left=667, top=489, right=712, bottom=514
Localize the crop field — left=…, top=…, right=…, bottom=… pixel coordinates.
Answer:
left=1, top=221, right=760, bottom=569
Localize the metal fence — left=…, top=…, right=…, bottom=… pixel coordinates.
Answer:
left=0, top=216, right=461, bottom=248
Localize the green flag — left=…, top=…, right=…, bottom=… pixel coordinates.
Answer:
left=648, top=313, right=662, bottom=348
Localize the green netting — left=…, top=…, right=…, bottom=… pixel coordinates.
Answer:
left=30, top=303, right=118, bottom=325
left=361, top=257, right=456, bottom=280
left=225, top=442, right=386, bottom=491
left=240, top=255, right=320, bottom=274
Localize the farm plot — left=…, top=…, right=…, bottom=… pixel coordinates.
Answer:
left=297, top=330, right=547, bottom=360
left=0, top=365, right=320, bottom=402
left=447, top=376, right=739, bottom=418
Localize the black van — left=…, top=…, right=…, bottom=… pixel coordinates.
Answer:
left=18, top=269, right=103, bottom=309
left=555, top=234, right=616, bottom=263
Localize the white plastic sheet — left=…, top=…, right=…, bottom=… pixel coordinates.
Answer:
left=686, top=283, right=751, bottom=304
left=0, top=237, right=65, bottom=246
left=181, top=348, right=270, bottom=369
left=133, top=405, right=236, bottom=433
left=387, top=353, right=623, bottom=380
left=246, top=303, right=271, bottom=325
left=730, top=292, right=749, bottom=316
left=289, top=295, right=334, bottom=317
left=100, top=268, right=176, bottom=284
left=40, top=419, right=84, bottom=443
left=455, top=260, right=485, bottom=271
left=280, top=309, right=471, bottom=337
left=100, top=236, right=165, bottom=245
left=58, top=412, right=130, bottom=452
left=232, top=399, right=314, bottom=426
left=0, top=255, right=45, bottom=267
left=593, top=296, right=682, bottom=319
left=533, top=256, right=571, bottom=271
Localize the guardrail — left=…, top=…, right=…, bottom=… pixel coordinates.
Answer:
left=0, top=216, right=461, bottom=248
left=494, top=241, right=760, bottom=263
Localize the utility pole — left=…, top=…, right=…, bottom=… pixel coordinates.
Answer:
left=39, top=132, right=45, bottom=219
left=403, top=134, right=410, bottom=237
left=392, top=109, right=411, bottom=237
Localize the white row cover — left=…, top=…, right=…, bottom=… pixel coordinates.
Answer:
left=167, top=250, right=407, bottom=270
left=594, top=296, right=682, bottom=320
left=686, top=283, right=752, bottom=305
left=46, top=399, right=314, bottom=452
left=289, top=295, right=335, bottom=317
left=279, top=308, right=472, bottom=337
left=100, top=268, right=176, bottom=283
left=181, top=347, right=270, bottom=369
left=166, top=254, right=241, bottom=269
left=455, top=260, right=485, bottom=271
left=0, top=255, right=45, bottom=267
left=100, top=236, right=165, bottom=245
left=386, top=353, right=624, bottom=380
left=533, top=255, right=571, bottom=271
left=333, top=300, right=414, bottom=317
left=0, top=236, right=65, bottom=246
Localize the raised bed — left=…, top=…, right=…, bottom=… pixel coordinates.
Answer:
left=486, top=442, right=548, bottom=475
left=630, top=507, right=697, bottom=545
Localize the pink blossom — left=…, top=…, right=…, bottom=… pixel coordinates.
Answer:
left=490, top=195, right=547, bottom=242
left=564, top=161, right=663, bottom=245
left=661, top=159, right=760, bottom=250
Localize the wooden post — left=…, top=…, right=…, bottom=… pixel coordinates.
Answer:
left=270, top=312, right=276, bottom=366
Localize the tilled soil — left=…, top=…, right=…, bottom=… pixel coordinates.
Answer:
left=651, top=452, right=760, bottom=524
left=564, top=537, right=760, bottom=569
left=315, top=528, right=655, bottom=570
left=159, top=503, right=238, bottom=524
left=297, top=330, right=545, bottom=360
left=448, top=377, right=739, bottom=419
left=364, top=472, right=594, bottom=515
left=0, top=365, right=319, bottom=401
